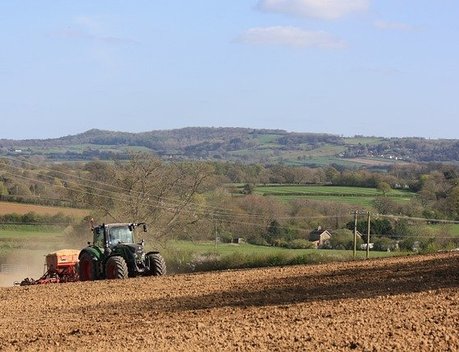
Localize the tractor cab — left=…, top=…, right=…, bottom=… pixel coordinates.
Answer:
left=107, top=225, right=135, bottom=247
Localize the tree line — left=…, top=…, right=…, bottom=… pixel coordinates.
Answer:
left=1, top=154, right=459, bottom=251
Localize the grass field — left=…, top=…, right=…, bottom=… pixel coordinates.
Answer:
left=167, top=240, right=402, bottom=259
left=249, top=184, right=415, bottom=209
left=162, top=240, right=409, bottom=274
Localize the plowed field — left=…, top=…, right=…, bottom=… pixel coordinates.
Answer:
left=0, top=252, right=458, bottom=351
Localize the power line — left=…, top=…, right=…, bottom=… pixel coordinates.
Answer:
left=3, top=155, right=459, bottom=230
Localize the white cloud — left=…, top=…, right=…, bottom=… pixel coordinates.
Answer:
left=238, top=26, right=346, bottom=49
left=257, top=0, right=370, bottom=20
left=374, top=20, right=414, bottom=31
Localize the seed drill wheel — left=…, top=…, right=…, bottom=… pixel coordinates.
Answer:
left=146, top=253, right=166, bottom=276
left=79, top=252, right=97, bottom=281
left=105, top=256, right=128, bottom=279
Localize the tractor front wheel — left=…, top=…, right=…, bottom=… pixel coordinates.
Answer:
left=146, top=253, right=166, bottom=276
left=105, top=256, right=128, bottom=279
left=79, top=252, right=96, bottom=281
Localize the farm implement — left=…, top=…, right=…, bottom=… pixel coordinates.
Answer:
left=14, top=249, right=80, bottom=286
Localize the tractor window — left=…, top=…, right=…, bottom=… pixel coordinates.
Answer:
left=109, top=226, right=134, bottom=245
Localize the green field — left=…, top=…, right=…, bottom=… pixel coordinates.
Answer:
left=0, top=225, right=69, bottom=258
left=167, top=240, right=401, bottom=259
left=0, top=225, right=65, bottom=240
left=249, top=184, right=415, bottom=209
left=0, top=225, right=406, bottom=271
left=162, top=240, right=409, bottom=273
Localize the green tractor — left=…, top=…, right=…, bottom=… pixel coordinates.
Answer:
left=78, top=222, right=166, bottom=281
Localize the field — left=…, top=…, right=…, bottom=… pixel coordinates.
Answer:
left=168, top=240, right=402, bottom=260
left=252, top=184, right=415, bottom=208
left=0, top=201, right=89, bottom=217
left=0, top=252, right=457, bottom=351
left=0, top=228, right=402, bottom=285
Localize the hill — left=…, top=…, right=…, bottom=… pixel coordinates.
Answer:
left=1, top=127, right=459, bottom=166
left=0, top=252, right=457, bottom=351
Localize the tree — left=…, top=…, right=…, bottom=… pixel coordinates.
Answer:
left=0, top=181, right=7, bottom=196
left=76, top=153, right=216, bottom=240
left=377, top=181, right=391, bottom=196
left=242, top=183, right=254, bottom=195
left=329, top=229, right=360, bottom=250
left=446, top=185, right=459, bottom=219
left=264, top=219, right=283, bottom=245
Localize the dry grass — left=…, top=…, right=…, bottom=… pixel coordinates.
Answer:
left=0, top=201, right=89, bottom=217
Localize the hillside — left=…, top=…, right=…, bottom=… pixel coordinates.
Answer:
left=0, top=252, right=458, bottom=351
left=2, top=127, right=459, bottom=166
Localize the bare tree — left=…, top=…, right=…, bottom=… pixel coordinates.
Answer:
left=78, top=153, right=215, bottom=239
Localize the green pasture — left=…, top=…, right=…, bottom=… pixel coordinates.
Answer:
left=167, top=240, right=401, bottom=259
left=0, top=226, right=70, bottom=260
left=275, top=195, right=377, bottom=208
left=256, top=185, right=411, bottom=196
left=0, top=225, right=65, bottom=239
left=161, top=240, right=408, bottom=273
left=249, top=184, right=415, bottom=209
left=286, top=156, right=369, bottom=168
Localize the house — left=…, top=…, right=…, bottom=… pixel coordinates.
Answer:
left=308, top=226, right=332, bottom=248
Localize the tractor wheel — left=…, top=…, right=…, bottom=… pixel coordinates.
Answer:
left=79, top=252, right=96, bottom=281
left=146, top=253, right=166, bottom=276
left=105, top=256, right=128, bottom=279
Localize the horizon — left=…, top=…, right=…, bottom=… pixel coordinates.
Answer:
left=1, top=1, right=458, bottom=140
left=0, top=126, right=456, bottom=142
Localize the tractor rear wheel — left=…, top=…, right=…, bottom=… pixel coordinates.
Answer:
left=79, top=252, right=96, bottom=281
left=146, top=253, right=166, bottom=276
left=105, top=256, right=128, bottom=279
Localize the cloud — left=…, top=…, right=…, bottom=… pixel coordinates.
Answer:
left=257, top=0, right=370, bottom=20
left=237, top=26, right=346, bottom=49
left=373, top=20, right=414, bottom=31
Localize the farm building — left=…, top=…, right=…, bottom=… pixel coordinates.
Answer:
left=308, top=226, right=332, bottom=248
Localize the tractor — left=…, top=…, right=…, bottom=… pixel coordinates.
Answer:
left=78, top=222, right=166, bottom=281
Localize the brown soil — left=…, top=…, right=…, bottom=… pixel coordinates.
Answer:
left=0, top=252, right=458, bottom=351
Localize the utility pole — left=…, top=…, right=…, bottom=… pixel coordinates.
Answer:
left=352, top=210, right=367, bottom=258
left=213, top=214, right=218, bottom=249
left=353, top=210, right=358, bottom=258
left=366, top=211, right=371, bottom=259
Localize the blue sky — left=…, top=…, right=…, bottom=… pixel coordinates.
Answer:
left=1, top=0, right=458, bottom=139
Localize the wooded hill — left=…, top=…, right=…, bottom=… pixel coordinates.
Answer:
left=1, top=127, right=459, bottom=166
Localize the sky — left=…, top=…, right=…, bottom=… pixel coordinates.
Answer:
left=1, top=0, right=458, bottom=140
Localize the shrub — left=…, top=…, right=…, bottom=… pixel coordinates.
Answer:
left=282, top=239, right=316, bottom=249
left=329, top=229, right=362, bottom=250
left=373, top=237, right=397, bottom=251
